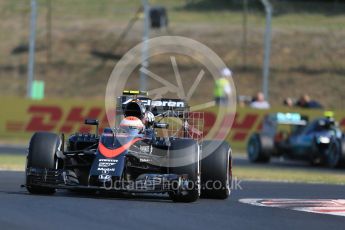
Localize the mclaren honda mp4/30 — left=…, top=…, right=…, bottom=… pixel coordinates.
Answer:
left=25, top=90, right=232, bottom=202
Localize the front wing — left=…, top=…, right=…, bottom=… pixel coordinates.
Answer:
left=25, top=167, right=187, bottom=193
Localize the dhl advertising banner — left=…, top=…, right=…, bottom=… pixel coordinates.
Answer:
left=0, top=97, right=109, bottom=141
left=2, top=97, right=345, bottom=150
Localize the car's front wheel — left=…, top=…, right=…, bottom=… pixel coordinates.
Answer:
left=26, top=132, right=61, bottom=194
left=247, top=133, right=271, bottom=163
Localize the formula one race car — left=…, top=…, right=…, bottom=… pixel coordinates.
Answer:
left=247, top=112, right=345, bottom=168
left=25, top=90, right=232, bottom=202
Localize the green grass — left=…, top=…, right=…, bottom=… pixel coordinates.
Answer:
left=0, top=154, right=25, bottom=171
left=234, top=165, right=345, bottom=185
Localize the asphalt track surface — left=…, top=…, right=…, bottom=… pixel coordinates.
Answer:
left=0, top=171, right=344, bottom=230
left=0, top=144, right=26, bottom=155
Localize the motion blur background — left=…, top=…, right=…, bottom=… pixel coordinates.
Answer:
left=1, top=0, right=345, bottom=108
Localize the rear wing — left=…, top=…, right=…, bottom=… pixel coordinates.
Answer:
left=268, top=112, right=308, bottom=126
left=261, top=112, right=308, bottom=136
left=116, top=92, right=188, bottom=118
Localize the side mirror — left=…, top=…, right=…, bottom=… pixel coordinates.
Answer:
left=84, top=119, right=99, bottom=136
left=154, top=122, right=169, bottom=129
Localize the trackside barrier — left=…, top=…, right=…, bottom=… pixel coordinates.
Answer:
left=1, top=97, right=344, bottom=150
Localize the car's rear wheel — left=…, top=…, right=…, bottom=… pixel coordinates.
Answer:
left=26, top=132, right=61, bottom=194
left=201, top=141, right=231, bottom=199
left=247, top=133, right=271, bottom=163
left=168, top=139, right=200, bottom=203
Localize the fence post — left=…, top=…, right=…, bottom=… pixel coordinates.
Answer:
left=140, top=0, right=150, bottom=91
left=260, top=0, right=272, bottom=101
left=46, top=0, right=52, bottom=64
left=27, top=0, right=38, bottom=98
left=242, top=0, right=248, bottom=69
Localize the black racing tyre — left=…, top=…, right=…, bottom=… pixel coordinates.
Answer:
left=326, top=139, right=343, bottom=168
left=247, top=133, right=271, bottom=163
left=26, top=132, right=61, bottom=194
left=200, top=141, right=231, bottom=199
left=168, top=139, right=200, bottom=203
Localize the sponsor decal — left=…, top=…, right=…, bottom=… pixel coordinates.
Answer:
left=139, top=158, right=151, bottom=163
left=239, top=198, right=345, bottom=217
left=98, top=174, right=112, bottom=181
left=98, top=162, right=116, bottom=167
left=99, top=159, right=118, bottom=162
left=122, top=98, right=185, bottom=108
left=97, top=167, right=115, bottom=172
left=139, top=145, right=151, bottom=153
left=148, top=100, right=185, bottom=108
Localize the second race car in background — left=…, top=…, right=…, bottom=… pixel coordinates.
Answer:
left=247, top=112, right=345, bottom=168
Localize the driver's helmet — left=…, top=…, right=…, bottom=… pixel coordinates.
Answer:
left=143, top=111, right=155, bottom=126
left=120, top=116, right=144, bottom=135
